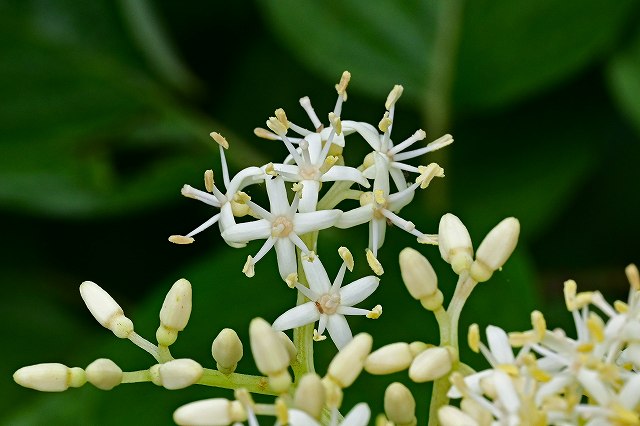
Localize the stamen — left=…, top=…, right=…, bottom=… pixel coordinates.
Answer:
left=285, top=273, right=298, bottom=288
left=385, top=85, right=404, bottom=111
left=318, top=129, right=337, bottom=164
left=254, top=127, right=280, bottom=140
left=626, top=264, right=640, bottom=291
left=252, top=237, right=277, bottom=265
left=381, top=209, right=416, bottom=232
left=264, top=163, right=278, bottom=176
left=374, top=189, right=386, bottom=205
left=313, top=329, right=327, bottom=341
left=294, top=282, right=317, bottom=301
left=244, top=199, right=273, bottom=221
left=266, top=117, right=288, bottom=136
left=204, top=170, right=214, bottom=193
left=468, top=324, right=480, bottom=352
left=219, top=145, right=231, bottom=188
left=210, top=132, right=229, bottom=149
left=417, top=163, right=445, bottom=189
left=299, top=96, right=323, bottom=131
left=319, top=156, right=338, bottom=174
left=366, top=249, right=384, bottom=275
left=243, top=256, right=255, bottom=278
left=299, top=139, right=312, bottom=165
left=185, top=213, right=221, bottom=237
left=378, top=112, right=392, bottom=133
left=338, top=246, right=354, bottom=272
left=333, top=71, right=351, bottom=115
left=328, top=112, right=342, bottom=135
left=181, top=185, right=221, bottom=207
left=275, top=108, right=289, bottom=129
left=169, top=235, right=195, bottom=245
left=394, top=134, right=453, bottom=162
left=367, top=305, right=382, bottom=319
left=417, top=233, right=438, bottom=245
left=289, top=233, right=311, bottom=254
left=388, top=129, right=426, bottom=155
left=330, top=262, right=347, bottom=293
left=289, top=190, right=301, bottom=214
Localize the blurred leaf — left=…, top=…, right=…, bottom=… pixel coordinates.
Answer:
left=608, top=28, right=640, bottom=138
left=0, top=1, right=261, bottom=217
left=260, top=0, right=635, bottom=111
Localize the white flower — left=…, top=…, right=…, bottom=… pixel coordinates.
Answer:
left=170, top=133, right=265, bottom=247
left=272, top=254, right=380, bottom=349
left=221, top=176, right=341, bottom=280
left=284, top=403, right=371, bottom=426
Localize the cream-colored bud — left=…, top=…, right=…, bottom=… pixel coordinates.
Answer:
left=277, top=331, right=297, bottom=362
left=212, top=328, right=243, bottom=374
left=249, top=318, right=290, bottom=375
left=409, top=347, right=454, bottom=383
left=321, top=376, right=344, bottom=408
left=79, top=281, right=133, bottom=338
left=384, top=382, right=416, bottom=425
left=86, top=358, right=122, bottom=390
left=151, top=359, right=203, bottom=390
left=14, top=363, right=85, bottom=392
left=409, top=341, right=430, bottom=356
left=438, top=214, right=473, bottom=274
left=294, top=373, right=325, bottom=419
left=470, top=217, right=520, bottom=282
left=327, top=333, right=372, bottom=388
left=419, top=290, right=444, bottom=311
left=365, top=342, right=413, bottom=375
left=157, top=279, right=192, bottom=346
left=438, top=405, right=479, bottom=426
left=399, top=247, right=438, bottom=300
left=173, top=398, right=246, bottom=426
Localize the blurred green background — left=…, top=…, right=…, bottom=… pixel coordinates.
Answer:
left=2, top=0, right=640, bottom=424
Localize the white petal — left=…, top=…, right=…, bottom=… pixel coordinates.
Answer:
left=486, top=325, right=515, bottom=365
left=327, top=314, right=353, bottom=350
left=373, top=153, right=390, bottom=195
left=287, top=409, right=321, bottom=426
left=294, top=209, right=341, bottom=234
left=272, top=163, right=302, bottom=180
left=387, top=188, right=415, bottom=212
left=618, top=373, right=640, bottom=409
left=492, top=370, right=520, bottom=413
left=226, top=166, right=265, bottom=195
left=577, top=368, right=612, bottom=406
left=221, top=219, right=271, bottom=243
left=298, top=180, right=320, bottom=213
left=369, top=217, right=386, bottom=250
left=340, top=277, right=379, bottom=306
left=342, top=121, right=381, bottom=150
left=341, top=403, right=371, bottom=426
left=275, top=238, right=297, bottom=280
left=389, top=167, right=408, bottom=191
left=335, top=206, right=373, bottom=229
left=266, top=176, right=290, bottom=216
left=302, top=256, right=331, bottom=294
left=322, top=165, right=370, bottom=187
left=272, top=303, right=320, bottom=331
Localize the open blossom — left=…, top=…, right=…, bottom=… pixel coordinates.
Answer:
left=221, top=176, right=341, bottom=280
left=272, top=252, right=380, bottom=350
left=169, top=132, right=264, bottom=247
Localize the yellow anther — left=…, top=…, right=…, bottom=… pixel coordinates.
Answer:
left=204, top=169, right=214, bottom=193
left=275, top=108, right=289, bottom=128
left=373, top=189, right=386, bottom=205
left=531, top=310, right=546, bottom=341
left=302, top=251, right=317, bottom=262
left=497, top=364, right=519, bottom=377
left=338, top=246, right=354, bottom=271
left=234, top=191, right=251, bottom=204
left=563, top=280, right=577, bottom=311
left=576, top=342, right=594, bottom=353
left=468, top=324, right=480, bottom=353
left=292, top=182, right=303, bottom=193
left=234, top=388, right=255, bottom=410
left=367, top=305, right=382, bottom=319
left=242, top=256, right=255, bottom=278
left=614, top=300, right=629, bottom=313
left=359, top=191, right=374, bottom=207
left=508, top=331, right=536, bottom=347
left=366, top=249, right=384, bottom=276
left=587, top=312, right=605, bottom=342
left=285, top=273, right=298, bottom=289
left=319, top=156, right=338, bottom=174
left=328, top=112, right=342, bottom=135
left=264, top=162, right=278, bottom=176
left=313, top=329, right=326, bottom=342
left=168, top=235, right=194, bottom=245
left=385, top=85, right=404, bottom=110
left=416, top=163, right=445, bottom=189
left=275, top=398, right=289, bottom=425
left=209, top=131, right=229, bottom=149
left=575, top=292, right=593, bottom=309
left=626, top=264, right=640, bottom=291
left=417, top=233, right=438, bottom=245
left=254, top=127, right=279, bottom=140
left=378, top=112, right=392, bottom=133
left=335, top=71, right=351, bottom=98
left=266, top=117, right=288, bottom=136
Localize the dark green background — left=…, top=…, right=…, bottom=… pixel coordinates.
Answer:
left=2, top=1, right=640, bottom=424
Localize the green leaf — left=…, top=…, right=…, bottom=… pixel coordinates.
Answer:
left=259, top=0, right=635, bottom=111
left=608, top=29, right=640, bottom=138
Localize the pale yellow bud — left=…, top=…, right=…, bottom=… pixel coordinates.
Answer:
left=151, top=359, right=203, bottom=390
left=438, top=405, right=479, bottom=426
left=173, top=398, right=246, bottom=426
left=249, top=318, right=291, bottom=393
left=470, top=217, right=520, bottom=282
left=14, top=363, right=85, bottom=392
left=438, top=213, right=473, bottom=274
left=399, top=247, right=438, bottom=300
left=409, top=347, right=454, bottom=383
left=327, top=333, right=372, bottom=388
left=157, top=279, right=192, bottom=346
left=365, top=342, right=414, bottom=375
left=85, top=358, right=122, bottom=390
left=212, top=328, right=243, bottom=374
left=79, top=281, right=133, bottom=338
left=294, top=373, right=325, bottom=419
left=384, top=382, right=416, bottom=425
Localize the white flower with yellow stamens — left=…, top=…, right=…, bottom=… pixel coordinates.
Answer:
left=221, top=176, right=341, bottom=280
left=272, top=252, right=380, bottom=350
left=169, top=132, right=265, bottom=247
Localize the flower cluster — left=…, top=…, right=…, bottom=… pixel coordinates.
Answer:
left=13, top=72, right=637, bottom=426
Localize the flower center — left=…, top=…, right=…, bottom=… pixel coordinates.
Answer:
left=315, top=293, right=341, bottom=315
left=299, top=164, right=320, bottom=180
left=271, top=216, right=294, bottom=237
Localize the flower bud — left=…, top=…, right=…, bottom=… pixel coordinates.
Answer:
left=438, top=406, right=478, bottom=426
left=384, top=382, right=416, bottom=425
left=438, top=214, right=473, bottom=274
left=470, top=217, right=519, bottom=282
left=151, top=359, right=203, bottom=390
left=294, top=373, right=325, bottom=419
left=277, top=331, right=297, bottom=363
left=399, top=248, right=438, bottom=300
left=173, top=398, right=246, bottom=426
left=80, top=281, right=133, bottom=338
left=157, top=279, right=192, bottom=346
left=409, top=347, right=454, bottom=383
left=249, top=318, right=291, bottom=393
left=212, top=328, right=243, bottom=374
left=327, top=333, right=372, bottom=388
left=365, top=342, right=414, bottom=375
left=14, top=363, right=85, bottom=392
left=85, top=358, right=122, bottom=390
